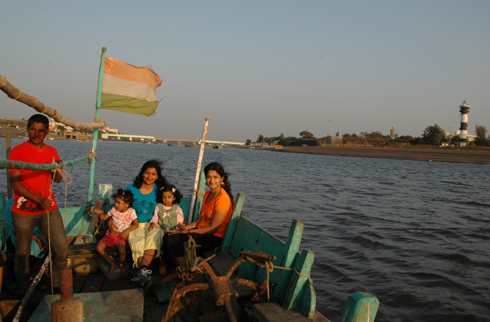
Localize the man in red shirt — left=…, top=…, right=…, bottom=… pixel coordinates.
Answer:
left=8, top=114, right=68, bottom=294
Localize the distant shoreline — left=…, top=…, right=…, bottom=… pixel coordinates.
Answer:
left=2, top=127, right=489, bottom=164
left=272, top=146, right=490, bottom=165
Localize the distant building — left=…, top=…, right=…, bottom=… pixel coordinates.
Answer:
left=455, top=130, right=476, bottom=143
left=0, top=118, right=26, bottom=128
left=326, top=136, right=343, bottom=144
left=390, top=127, right=396, bottom=140
left=459, top=100, right=470, bottom=146
left=103, top=126, right=119, bottom=134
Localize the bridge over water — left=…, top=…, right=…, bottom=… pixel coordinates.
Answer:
left=101, top=133, right=245, bottom=146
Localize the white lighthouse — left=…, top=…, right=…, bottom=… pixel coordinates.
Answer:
left=459, top=100, right=470, bottom=146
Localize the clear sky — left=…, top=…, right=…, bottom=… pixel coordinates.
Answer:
left=1, top=1, right=489, bottom=142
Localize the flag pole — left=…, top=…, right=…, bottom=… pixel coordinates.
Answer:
left=87, top=47, right=107, bottom=205
left=188, top=117, right=209, bottom=223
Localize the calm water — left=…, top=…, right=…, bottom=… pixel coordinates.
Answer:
left=1, top=139, right=489, bottom=322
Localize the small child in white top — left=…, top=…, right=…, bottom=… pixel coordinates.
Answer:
left=149, top=184, right=185, bottom=233
left=93, top=189, right=139, bottom=275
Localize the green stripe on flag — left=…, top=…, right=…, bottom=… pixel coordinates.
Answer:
left=100, top=93, right=159, bottom=116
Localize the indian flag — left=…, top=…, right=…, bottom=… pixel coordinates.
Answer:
left=100, top=56, right=162, bottom=116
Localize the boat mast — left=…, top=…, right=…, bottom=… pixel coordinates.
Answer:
left=87, top=47, right=107, bottom=205
left=189, top=117, right=209, bottom=223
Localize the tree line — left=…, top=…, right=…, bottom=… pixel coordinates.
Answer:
left=247, top=124, right=490, bottom=147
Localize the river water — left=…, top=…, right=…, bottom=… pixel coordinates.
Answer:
left=1, top=139, right=489, bottom=322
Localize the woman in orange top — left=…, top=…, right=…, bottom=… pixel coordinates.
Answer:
left=164, top=162, right=233, bottom=268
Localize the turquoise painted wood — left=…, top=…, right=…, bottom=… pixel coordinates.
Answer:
left=225, top=215, right=316, bottom=317
left=0, top=155, right=90, bottom=171
left=274, top=220, right=304, bottom=304
left=98, top=183, right=114, bottom=203
left=63, top=206, right=92, bottom=237
left=87, top=47, right=107, bottom=206
left=297, top=277, right=317, bottom=318
left=340, top=292, right=379, bottom=322
left=191, top=171, right=206, bottom=222
left=283, top=249, right=315, bottom=316
left=228, top=216, right=286, bottom=282
left=221, top=193, right=245, bottom=252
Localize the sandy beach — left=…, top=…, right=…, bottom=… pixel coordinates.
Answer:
left=273, top=146, right=490, bottom=165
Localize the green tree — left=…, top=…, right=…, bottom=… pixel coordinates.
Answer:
left=361, top=131, right=384, bottom=139
left=422, top=124, right=445, bottom=145
left=299, top=131, right=314, bottom=139
left=279, top=136, right=298, bottom=146
left=245, top=139, right=252, bottom=145
left=475, top=124, right=488, bottom=146
left=257, top=134, right=264, bottom=143
left=398, top=135, right=413, bottom=142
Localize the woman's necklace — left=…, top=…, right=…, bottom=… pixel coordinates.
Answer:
left=207, top=187, right=221, bottom=203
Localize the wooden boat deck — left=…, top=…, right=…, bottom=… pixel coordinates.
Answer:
left=0, top=192, right=337, bottom=322
left=0, top=257, right=183, bottom=322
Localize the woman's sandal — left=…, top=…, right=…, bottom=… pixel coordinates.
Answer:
left=161, top=274, right=179, bottom=283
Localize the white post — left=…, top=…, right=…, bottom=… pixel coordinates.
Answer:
left=188, top=117, right=210, bottom=223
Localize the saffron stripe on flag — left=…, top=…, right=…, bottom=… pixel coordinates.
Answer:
left=103, top=57, right=162, bottom=88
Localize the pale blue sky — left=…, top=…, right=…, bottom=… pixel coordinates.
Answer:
left=1, top=1, right=489, bottom=142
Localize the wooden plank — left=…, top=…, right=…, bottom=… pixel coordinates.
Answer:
left=244, top=302, right=326, bottom=322
left=208, top=251, right=237, bottom=276
left=339, top=292, right=379, bottom=322
left=283, top=249, right=315, bottom=316
left=28, top=289, right=144, bottom=322
left=80, top=272, right=106, bottom=293
left=221, top=193, right=245, bottom=252
left=298, top=280, right=318, bottom=319
left=191, top=171, right=206, bottom=223
left=64, top=206, right=90, bottom=237
left=73, top=274, right=90, bottom=294
left=274, top=220, right=303, bottom=305
left=228, top=217, right=286, bottom=283
left=154, top=282, right=175, bottom=304
left=0, top=300, right=20, bottom=320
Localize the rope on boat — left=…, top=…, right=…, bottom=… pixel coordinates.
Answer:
left=246, top=257, right=313, bottom=301
left=49, top=158, right=75, bottom=224
left=245, top=256, right=311, bottom=302
left=0, top=152, right=94, bottom=170
left=246, top=257, right=311, bottom=279
left=0, top=74, right=106, bottom=130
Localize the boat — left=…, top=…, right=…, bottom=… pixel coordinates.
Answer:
left=0, top=49, right=379, bottom=322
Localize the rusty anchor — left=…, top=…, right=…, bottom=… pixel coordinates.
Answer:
left=163, top=251, right=277, bottom=322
